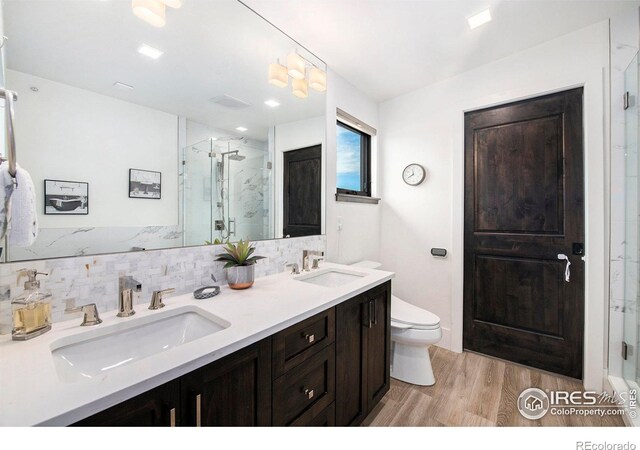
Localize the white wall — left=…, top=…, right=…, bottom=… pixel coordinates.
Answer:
left=379, top=21, right=610, bottom=390
left=274, top=116, right=325, bottom=238
left=325, top=69, right=381, bottom=264
left=7, top=70, right=178, bottom=228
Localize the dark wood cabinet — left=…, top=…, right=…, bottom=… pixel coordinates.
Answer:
left=71, top=281, right=390, bottom=427
left=181, top=338, right=272, bottom=426
left=72, top=379, right=180, bottom=427
left=335, top=281, right=391, bottom=426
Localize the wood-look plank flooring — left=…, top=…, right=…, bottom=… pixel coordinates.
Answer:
left=362, top=347, right=625, bottom=427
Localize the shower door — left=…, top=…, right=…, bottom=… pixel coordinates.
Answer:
left=182, top=140, right=216, bottom=246
left=623, top=55, right=640, bottom=389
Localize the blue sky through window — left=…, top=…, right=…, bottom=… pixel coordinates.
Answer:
left=337, top=124, right=361, bottom=191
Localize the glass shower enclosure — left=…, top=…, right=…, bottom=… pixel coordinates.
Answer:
left=181, top=137, right=272, bottom=246
left=623, top=54, right=640, bottom=392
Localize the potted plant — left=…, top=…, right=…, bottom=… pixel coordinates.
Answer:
left=215, top=239, right=265, bottom=289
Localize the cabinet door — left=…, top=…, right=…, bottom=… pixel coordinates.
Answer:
left=364, top=281, right=391, bottom=408
left=72, top=379, right=180, bottom=427
left=335, top=294, right=368, bottom=426
left=181, top=338, right=271, bottom=426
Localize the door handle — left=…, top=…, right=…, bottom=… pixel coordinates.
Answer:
left=557, top=254, right=571, bottom=282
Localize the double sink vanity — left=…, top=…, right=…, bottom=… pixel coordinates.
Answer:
left=0, top=263, right=393, bottom=427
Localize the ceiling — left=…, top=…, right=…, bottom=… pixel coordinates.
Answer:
left=4, top=0, right=326, bottom=141
left=244, top=0, right=640, bottom=102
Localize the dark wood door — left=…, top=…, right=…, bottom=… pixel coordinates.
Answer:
left=72, top=379, right=180, bottom=427
left=283, top=145, right=321, bottom=237
left=180, top=338, right=272, bottom=426
left=463, top=88, right=585, bottom=379
left=365, top=282, right=391, bottom=407
left=335, top=294, right=368, bottom=426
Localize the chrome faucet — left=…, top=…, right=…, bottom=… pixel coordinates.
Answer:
left=65, top=303, right=102, bottom=326
left=149, top=288, right=175, bottom=310
left=302, top=250, right=324, bottom=271
left=118, top=276, right=141, bottom=317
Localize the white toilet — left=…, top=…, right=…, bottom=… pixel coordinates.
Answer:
left=351, top=261, right=442, bottom=386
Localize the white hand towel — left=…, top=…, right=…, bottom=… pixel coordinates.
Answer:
left=0, top=163, right=15, bottom=240
left=8, top=164, right=38, bottom=247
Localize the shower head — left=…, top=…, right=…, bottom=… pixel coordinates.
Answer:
left=228, top=153, right=245, bottom=161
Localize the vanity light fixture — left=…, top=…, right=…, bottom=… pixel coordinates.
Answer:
left=137, top=43, right=164, bottom=59
left=236, top=126, right=248, bottom=132
left=132, top=0, right=182, bottom=28
left=467, top=9, right=492, bottom=29
left=264, top=99, right=280, bottom=108
left=268, top=62, right=288, bottom=88
left=309, top=67, right=327, bottom=92
left=287, top=51, right=306, bottom=80
left=269, top=51, right=326, bottom=98
left=292, top=78, right=308, bottom=99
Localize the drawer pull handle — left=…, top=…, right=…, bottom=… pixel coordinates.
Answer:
left=303, top=388, right=314, bottom=399
left=169, top=407, right=176, bottom=427
left=196, top=393, right=201, bottom=427
left=304, top=333, right=315, bottom=343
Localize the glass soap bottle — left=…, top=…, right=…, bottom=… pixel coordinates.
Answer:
left=11, top=270, right=52, bottom=341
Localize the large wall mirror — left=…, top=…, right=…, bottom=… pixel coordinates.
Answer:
left=1, top=0, right=326, bottom=262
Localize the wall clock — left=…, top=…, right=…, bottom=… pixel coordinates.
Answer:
left=402, top=163, right=426, bottom=186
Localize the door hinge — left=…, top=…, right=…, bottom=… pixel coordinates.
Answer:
left=622, top=341, right=634, bottom=360
left=624, top=92, right=630, bottom=110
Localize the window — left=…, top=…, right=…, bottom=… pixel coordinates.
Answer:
left=337, top=121, right=371, bottom=196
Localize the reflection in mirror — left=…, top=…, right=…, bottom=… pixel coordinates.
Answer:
left=2, top=0, right=326, bottom=262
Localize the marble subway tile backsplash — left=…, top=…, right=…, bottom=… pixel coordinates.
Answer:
left=0, top=235, right=326, bottom=334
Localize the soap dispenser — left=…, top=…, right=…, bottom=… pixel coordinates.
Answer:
left=11, top=270, right=52, bottom=341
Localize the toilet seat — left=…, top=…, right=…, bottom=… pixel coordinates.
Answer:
left=391, top=295, right=440, bottom=330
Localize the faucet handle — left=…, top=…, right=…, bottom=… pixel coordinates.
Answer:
left=284, top=262, right=300, bottom=275
left=65, top=303, right=102, bottom=326
left=149, top=288, right=175, bottom=310
left=310, top=256, right=324, bottom=270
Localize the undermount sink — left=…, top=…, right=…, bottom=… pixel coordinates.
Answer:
left=51, top=305, right=230, bottom=382
left=294, top=267, right=366, bottom=288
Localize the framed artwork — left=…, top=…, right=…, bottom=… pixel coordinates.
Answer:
left=44, top=179, right=89, bottom=215
left=129, top=169, right=161, bottom=199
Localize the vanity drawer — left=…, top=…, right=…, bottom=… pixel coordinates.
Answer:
left=290, top=402, right=335, bottom=427
left=272, top=308, right=335, bottom=377
left=272, top=345, right=335, bottom=426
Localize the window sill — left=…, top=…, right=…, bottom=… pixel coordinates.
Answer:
left=335, top=193, right=381, bottom=204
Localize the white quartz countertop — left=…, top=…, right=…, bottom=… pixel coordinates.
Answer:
left=0, top=262, right=393, bottom=426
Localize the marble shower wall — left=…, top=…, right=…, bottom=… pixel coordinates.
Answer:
left=0, top=235, right=326, bottom=334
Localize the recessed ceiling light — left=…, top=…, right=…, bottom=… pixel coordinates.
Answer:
left=467, top=9, right=491, bottom=29
left=264, top=99, right=280, bottom=108
left=137, top=43, right=164, bottom=59
left=236, top=126, right=248, bottom=132
left=113, top=81, right=134, bottom=90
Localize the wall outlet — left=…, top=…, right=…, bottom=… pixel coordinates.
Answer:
left=337, top=216, right=343, bottom=231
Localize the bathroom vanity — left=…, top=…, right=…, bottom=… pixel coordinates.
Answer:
left=0, top=263, right=392, bottom=426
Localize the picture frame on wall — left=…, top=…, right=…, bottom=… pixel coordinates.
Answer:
left=44, top=179, right=89, bottom=215
left=129, top=168, right=161, bottom=199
